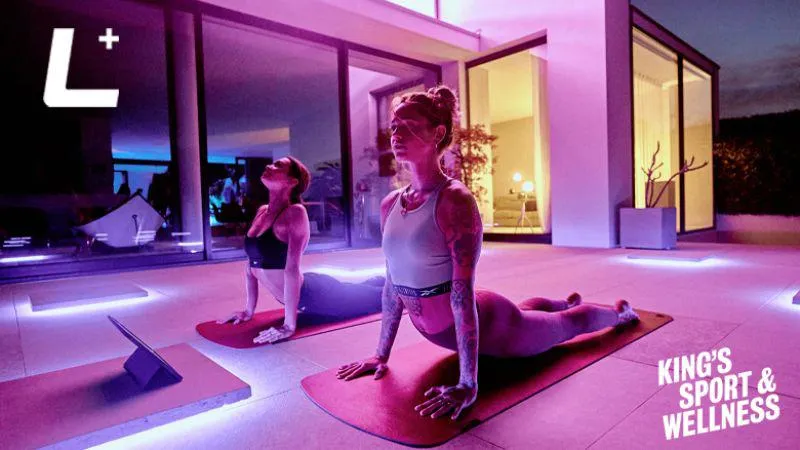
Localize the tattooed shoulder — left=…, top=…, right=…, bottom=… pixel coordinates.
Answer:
left=437, top=182, right=482, bottom=269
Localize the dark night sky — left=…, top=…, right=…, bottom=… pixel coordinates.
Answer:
left=632, top=0, right=800, bottom=119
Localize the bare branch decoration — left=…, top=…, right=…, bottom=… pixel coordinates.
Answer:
left=642, top=142, right=709, bottom=208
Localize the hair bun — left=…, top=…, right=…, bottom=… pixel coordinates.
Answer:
left=427, top=85, right=459, bottom=118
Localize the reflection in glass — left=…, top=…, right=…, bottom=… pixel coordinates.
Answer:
left=347, top=51, right=438, bottom=247
left=202, top=18, right=345, bottom=251
left=0, top=0, right=192, bottom=267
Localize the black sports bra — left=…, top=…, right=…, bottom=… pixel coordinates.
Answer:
left=244, top=207, right=289, bottom=269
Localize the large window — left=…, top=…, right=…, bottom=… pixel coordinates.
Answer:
left=0, top=0, right=443, bottom=279
left=467, top=46, right=550, bottom=236
left=632, top=28, right=714, bottom=232
left=632, top=29, right=681, bottom=228
left=201, top=18, right=345, bottom=252
left=683, top=61, right=714, bottom=231
left=0, top=0, right=197, bottom=269
left=347, top=50, right=438, bottom=248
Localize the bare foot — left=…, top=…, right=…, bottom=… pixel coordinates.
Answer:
left=566, top=292, right=582, bottom=309
left=615, top=299, right=639, bottom=325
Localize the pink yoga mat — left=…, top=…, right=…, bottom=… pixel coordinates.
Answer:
left=196, top=310, right=385, bottom=348
left=0, top=344, right=250, bottom=449
left=301, top=307, right=672, bottom=447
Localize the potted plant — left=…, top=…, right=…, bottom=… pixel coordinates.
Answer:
left=620, top=142, right=708, bottom=249
left=444, top=124, right=498, bottom=210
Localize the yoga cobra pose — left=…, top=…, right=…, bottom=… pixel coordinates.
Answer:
left=336, top=86, right=639, bottom=419
left=218, top=157, right=384, bottom=344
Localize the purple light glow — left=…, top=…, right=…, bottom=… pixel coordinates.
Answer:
left=177, top=241, right=204, bottom=247
left=616, top=255, right=731, bottom=269
left=311, top=266, right=385, bottom=279
left=767, top=288, right=800, bottom=314
left=19, top=290, right=161, bottom=317
left=88, top=402, right=240, bottom=449
left=0, top=255, right=52, bottom=264
left=626, top=253, right=712, bottom=263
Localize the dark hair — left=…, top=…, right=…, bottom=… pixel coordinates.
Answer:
left=392, top=85, right=459, bottom=153
left=285, top=156, right=311, bottom=204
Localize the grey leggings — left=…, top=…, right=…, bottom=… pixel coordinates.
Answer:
left=298, top=272, right=384, bottom=320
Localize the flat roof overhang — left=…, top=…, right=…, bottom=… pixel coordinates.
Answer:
left=191, top=0, right=481, bottom=65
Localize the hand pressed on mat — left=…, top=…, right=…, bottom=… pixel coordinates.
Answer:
left=336, top=356, right=389, bottom=381
left=217, top=310, right=253, bottom=325
left=415, top=383, right=477, bottom=420
left=253, top=324, right=295, bottom=344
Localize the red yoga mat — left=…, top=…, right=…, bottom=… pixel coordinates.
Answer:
left=301, top=307, right=672, bottom=447
left=196, top=310, right=385, bottom=348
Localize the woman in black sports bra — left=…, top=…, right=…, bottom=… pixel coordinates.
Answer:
left=218, top=156, right=384, bottom=344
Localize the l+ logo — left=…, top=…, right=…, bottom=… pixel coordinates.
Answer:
left=43, top=28, right=119, bottom=108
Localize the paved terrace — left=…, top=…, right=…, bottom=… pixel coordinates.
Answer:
left=1, top=242, right=798, bottom=449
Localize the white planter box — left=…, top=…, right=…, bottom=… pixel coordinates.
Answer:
left=620, top=207, right=677, bottom=249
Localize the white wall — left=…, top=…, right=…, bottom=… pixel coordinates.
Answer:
left=441, top=0, right=633, bottom=247
left=604, top=0, right=635, bottom=246
left=531, top=53, right=552, bottom=232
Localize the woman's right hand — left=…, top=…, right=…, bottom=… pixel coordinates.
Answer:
left=217, top=310, right=253, bottom=325
left=336, top=356, right=388, bottom=381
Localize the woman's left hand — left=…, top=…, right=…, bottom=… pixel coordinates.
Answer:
left=414, top=383, right=478, bottom=420
left=253, top=324, right=296, bottom=344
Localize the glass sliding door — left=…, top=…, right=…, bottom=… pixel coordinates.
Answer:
left=201, top=18, right=346, bottom=253
left=682, top=61, right=714, bottom=231
left=467, top=47, right=550, bottom=236
left=633, top=28, right=715, bottom=233
left=632, top=29, right=681, bottom=229
left=346, top=50, right=437, bottom=248
left=0, top=0, right=195, bottom=269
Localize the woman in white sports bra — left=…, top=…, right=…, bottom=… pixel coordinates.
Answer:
left=337, top=85, right=639, bottom=420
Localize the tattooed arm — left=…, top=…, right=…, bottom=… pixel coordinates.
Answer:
left=439, top=183, right=482, bottom=389
left=375, top=265, right=403, bottom=363
left=337, top=190, right=404, bottom=381
left=375, top=189, right=405, bottom=363
left=415, top=182, right=482, bottom=420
